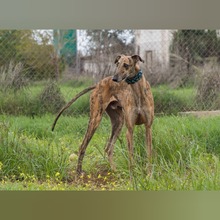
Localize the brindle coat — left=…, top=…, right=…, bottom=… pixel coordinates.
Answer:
left=52, top=54, right=154, bottom=174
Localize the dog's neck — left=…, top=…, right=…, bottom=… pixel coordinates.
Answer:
left=125, top=70, right=143, bottom=84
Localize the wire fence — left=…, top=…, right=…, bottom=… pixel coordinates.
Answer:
left=0, top=29, right=220, bottom=117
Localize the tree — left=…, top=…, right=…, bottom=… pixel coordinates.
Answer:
left=85, top=29, right=134, bottom=55
left=169, top=30, right=220, bottom=87
left=53, top=30, right=77, bottom=67
left=80, top=30, right=135, bottom=78
left=0, top=30, right=57, bottom=79
left=0, top=30, right=33, bottom=66
left=171, top=30, right=219, bottom=65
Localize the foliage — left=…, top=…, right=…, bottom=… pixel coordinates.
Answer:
left=81, top=30, right=135, bottom=78
left=85, top=30, right=135, bottom=55
left=169, top=30, right=220, bottom=87
left=39, top=81, right=66, bottom=114
left=0, top=30, right=30, bottom=66
left=153, top=87, right=186, bottom=114
left=0, top=30, right=58, bottom=80
left=171, top=30, right=220, bottom=65
left=53, top=30, right=77, bottom=66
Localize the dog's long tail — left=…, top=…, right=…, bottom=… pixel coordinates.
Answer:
left=52, top=85, right=96, bottom=131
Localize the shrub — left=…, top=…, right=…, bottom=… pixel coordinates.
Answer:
left=39, top=81, right=66, bottom=114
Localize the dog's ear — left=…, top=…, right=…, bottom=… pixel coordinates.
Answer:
left=114, top=55, right=121, bottom=64
left=131, top=55, right=144, bottom=63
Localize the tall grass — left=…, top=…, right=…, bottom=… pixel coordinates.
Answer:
left=0, top=116, right=70, bottom=182
left=117, top=116, right=220, bottom=190
left=152, top=85, right=197, bottom=114
left=0, top=114, right=220, bottom=190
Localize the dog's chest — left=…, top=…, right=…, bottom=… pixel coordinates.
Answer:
left=133, top=86, right=148, bottom=107
left=132, top=86, right=149, bottom=124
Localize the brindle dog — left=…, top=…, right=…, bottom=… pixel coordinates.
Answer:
left=52, top=54, right=154, bottom=174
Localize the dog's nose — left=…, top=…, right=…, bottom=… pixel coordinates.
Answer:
left=112, top=75, right=118, bottom=82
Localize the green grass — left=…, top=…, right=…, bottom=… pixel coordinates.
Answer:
left=0, top=80, right=91, bottom=116
left=152, top=85, right=197, bottom=114
left=0, top=114, right=220, bottom=190
left=0, top=80, right=201, bottom=117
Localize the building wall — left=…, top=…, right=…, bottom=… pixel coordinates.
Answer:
left=135, top=30, right=173, bottom=72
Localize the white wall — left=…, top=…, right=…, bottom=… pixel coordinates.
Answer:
left=135, top=30, right=173, bottom=72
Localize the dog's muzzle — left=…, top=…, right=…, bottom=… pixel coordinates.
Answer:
left=112, top=75, right=118, bottom=82
left=112, top=74, right=127, bottom=82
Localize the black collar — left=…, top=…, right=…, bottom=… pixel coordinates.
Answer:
left=125, top=70, right=143, bottom=84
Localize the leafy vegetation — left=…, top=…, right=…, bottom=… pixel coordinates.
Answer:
left=171, top=30, right=220, bottom=65
left=0, top=30, right=61, bottom=80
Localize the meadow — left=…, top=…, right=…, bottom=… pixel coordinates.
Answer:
left=0, top=80, right=220, bottom=190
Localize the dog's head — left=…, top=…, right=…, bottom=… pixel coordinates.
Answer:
left=112, top=54, right=144, bottom=83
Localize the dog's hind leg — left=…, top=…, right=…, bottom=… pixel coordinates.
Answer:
left=76, top=90, right=107, bottom=174
left=145, top=125, right=152, bottom=160
left=145, top=124, right=153, bottom=175
left=77, top=112, right=103, bottom=174
left=105, top=104, right=124, bottom=171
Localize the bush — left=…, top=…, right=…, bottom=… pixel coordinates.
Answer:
left=39, top=81, right=66, bottom=114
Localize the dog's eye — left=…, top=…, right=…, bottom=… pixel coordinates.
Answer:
left=123, top=63, right=129, bottom=69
